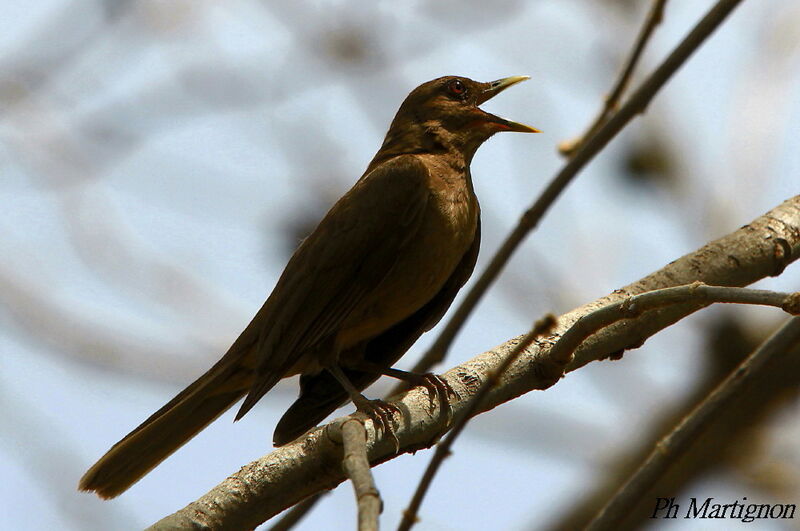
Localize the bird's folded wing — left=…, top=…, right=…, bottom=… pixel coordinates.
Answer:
left=272, top=219, right=481, bottom=446
left=235, top=155, right=432, bottom=418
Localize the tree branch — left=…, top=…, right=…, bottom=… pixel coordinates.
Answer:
left=267, top=496, right=321, bottom=531
left=148, top=196, right=799, bottom=530
left=550, top=284, right=799, bottom=366
left=559, top=0, right=668, bottom=156
left=332, top=419, right=381, bottom=531
left=398, top=284, right=797, bottom=529
left=399, top=315, right=557, bottom=531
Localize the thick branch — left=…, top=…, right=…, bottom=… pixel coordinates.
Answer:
left=149, top=196, right=800, bottom=530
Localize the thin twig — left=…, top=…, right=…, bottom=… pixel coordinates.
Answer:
left=339, top=419, right=382, bottom=531
left=416, top=0, right=746, bottom=373
left=271, top=421, right=382, bottom=531
left=550, top=283, right=800, bottom=364
left=267, top=495, right=322, bottom=531
left=398, top=314, right=558, bottom=531
left=559, top=0, right=668, bottom=156
left=586, top=316, right=800, bottom=530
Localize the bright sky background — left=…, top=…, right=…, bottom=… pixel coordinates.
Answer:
left=1, top=1, right=799, bottom=529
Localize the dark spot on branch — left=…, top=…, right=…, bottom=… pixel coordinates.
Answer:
left=771, top=237, right=792, bottom=276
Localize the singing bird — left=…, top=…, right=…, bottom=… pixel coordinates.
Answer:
left=79, top=75, right=539, bottom=498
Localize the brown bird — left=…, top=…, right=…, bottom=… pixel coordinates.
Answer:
left=79, top=75, right=539, bottom=499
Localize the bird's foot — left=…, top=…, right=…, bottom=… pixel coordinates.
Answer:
left=402, top=373, right=458, bottom=422
left=352, top=396, right=401, bottom=451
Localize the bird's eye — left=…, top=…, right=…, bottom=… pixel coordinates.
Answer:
left=447, top=79, right=467, bottom=98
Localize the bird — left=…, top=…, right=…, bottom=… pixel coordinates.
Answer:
left=79, top=75, right=539, bottom=499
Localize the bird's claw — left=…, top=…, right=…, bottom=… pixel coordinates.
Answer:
left=353, top=397, right=401, bottom=451
left=409, top=373, right=458, bottom=424
left=422, top=373, right=455, bottom=403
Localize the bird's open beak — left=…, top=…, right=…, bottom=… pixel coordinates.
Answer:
left=477, top=75, right=540, bottom=133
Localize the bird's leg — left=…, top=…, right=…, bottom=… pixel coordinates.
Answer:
left=327, top=365, right=401, bottom=448
left=345, top=360, right=457, bottom=420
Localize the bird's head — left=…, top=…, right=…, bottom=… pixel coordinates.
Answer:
left=378, top=75, right=539, bottom=164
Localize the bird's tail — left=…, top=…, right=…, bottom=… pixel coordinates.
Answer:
left=78, top=349, right=254, bottom=499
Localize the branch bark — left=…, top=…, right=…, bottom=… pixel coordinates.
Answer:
left=148, top=196, right=800, bottom=530
left=399, top=315, right=557, bottom=531
left=335, top=419, right=381, bottom=531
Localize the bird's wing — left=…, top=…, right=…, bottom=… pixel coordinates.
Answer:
left=272, top=217, right=481, bottom=446
left=235, top=155, right=432, bottom=419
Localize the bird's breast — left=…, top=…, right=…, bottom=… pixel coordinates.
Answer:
left=337, top=167, right=478, bottom=349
